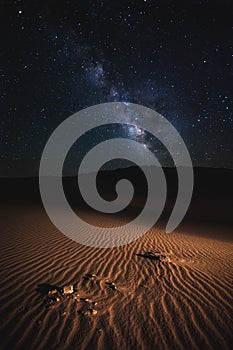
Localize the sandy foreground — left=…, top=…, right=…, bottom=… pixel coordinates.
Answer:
left=0, top=204, right=232, bottom=350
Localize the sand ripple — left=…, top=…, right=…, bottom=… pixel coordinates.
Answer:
left=0, top=206, right=232, bottom=349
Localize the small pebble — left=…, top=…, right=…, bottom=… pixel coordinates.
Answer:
left=86, top=309, right=97, bottom=315
left=84, top=298, right=92, bottom=303
left=63, top=285, right=74, bottom=294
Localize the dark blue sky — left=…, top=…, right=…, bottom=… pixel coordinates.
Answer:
left=1, top=0, right=233, bottom=176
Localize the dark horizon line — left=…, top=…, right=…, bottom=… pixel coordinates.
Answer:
left=1, top=165, right=233, bottom=179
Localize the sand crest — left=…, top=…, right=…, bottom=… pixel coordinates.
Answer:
left=0, top=205, right=232, bottom=349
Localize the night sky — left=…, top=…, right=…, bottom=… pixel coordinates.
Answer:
left=1, top=0, right=233, bottom=176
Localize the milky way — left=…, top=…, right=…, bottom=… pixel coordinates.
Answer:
left=1, top=0, right=233, bottom=175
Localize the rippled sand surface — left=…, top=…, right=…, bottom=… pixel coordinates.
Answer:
left=0, top=205, right=232, bottom=349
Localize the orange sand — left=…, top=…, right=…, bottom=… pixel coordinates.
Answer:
left=0, top=204, right=232, bottom=349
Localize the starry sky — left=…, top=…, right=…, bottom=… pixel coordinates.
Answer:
left=1, top=0, right=233, bottom=176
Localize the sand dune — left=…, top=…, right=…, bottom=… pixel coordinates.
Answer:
left=0, top=204, right=232, bottom=350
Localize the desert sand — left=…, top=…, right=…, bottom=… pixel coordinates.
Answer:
left=0, top=204, right=232, bottom=350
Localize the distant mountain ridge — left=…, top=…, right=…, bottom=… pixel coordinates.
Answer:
left=1, top=167, right=232, bottom=202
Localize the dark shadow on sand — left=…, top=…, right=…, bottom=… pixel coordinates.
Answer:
left=36, top=283, right=62, bottom=296
left=136, top=252, right=161, bottom=261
